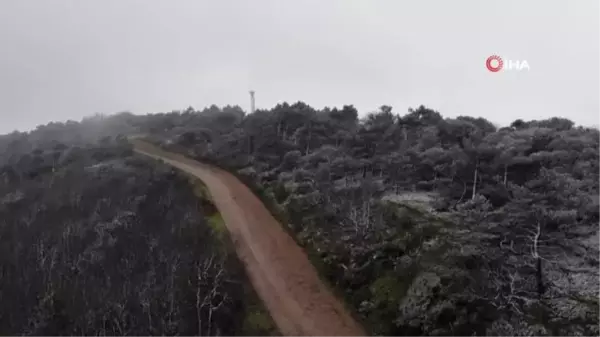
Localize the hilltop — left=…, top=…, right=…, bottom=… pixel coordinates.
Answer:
left=1, top=103, right=598, bottom=335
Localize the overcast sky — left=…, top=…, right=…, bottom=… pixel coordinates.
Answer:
left=0, top=0, right=598, bottom=133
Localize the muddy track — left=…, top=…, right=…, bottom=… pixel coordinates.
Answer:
left=132, top=141, right=366, bottom=336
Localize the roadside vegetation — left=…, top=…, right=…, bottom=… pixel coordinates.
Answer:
left=0, top=130, right=276, bottom=335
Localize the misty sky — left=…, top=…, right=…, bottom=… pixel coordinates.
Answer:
left=0, top=0, right=598, bottom=134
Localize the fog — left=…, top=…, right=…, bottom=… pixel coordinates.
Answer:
left=0, top=0, right=598, bottom=133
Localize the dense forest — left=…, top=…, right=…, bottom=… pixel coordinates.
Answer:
left=0, top=102, right=598, bottom=336
left=0, top=132, right=276, bottom=335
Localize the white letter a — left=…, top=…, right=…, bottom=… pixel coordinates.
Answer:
left=519, top=60, right=530, bottom=71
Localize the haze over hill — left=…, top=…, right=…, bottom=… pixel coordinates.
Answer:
left=0, top=0, right=598, bottom=133
left=0, top=1, right=599, bottom=335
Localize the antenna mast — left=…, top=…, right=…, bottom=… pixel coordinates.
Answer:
left=249, top=90, right=255, bottom=114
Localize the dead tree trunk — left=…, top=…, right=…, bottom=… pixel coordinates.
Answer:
left=532, top=221, right=545, bottom=298
left=471, top=159, right=479, bottom=200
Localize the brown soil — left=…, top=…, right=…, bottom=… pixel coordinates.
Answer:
left=132, top=141, right=366, bottom=336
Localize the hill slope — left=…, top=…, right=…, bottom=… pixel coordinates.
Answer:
left=1, top=103, right=598, bottom=335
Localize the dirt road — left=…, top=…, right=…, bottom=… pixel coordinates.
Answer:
left=132, top=141, right=366, bottom=336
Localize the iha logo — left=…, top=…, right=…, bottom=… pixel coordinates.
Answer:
left=486, top=55, right=530, bottom=72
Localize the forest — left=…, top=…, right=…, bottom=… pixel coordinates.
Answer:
left=0, top=102, right=598, bottom=336
left=0, top=132, right=276, bottom=335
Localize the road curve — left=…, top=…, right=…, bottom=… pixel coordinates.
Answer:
left=132, top=140, right=366, bottom=336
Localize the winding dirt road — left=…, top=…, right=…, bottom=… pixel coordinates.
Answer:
left=132, top=140, right=366, bottom=336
